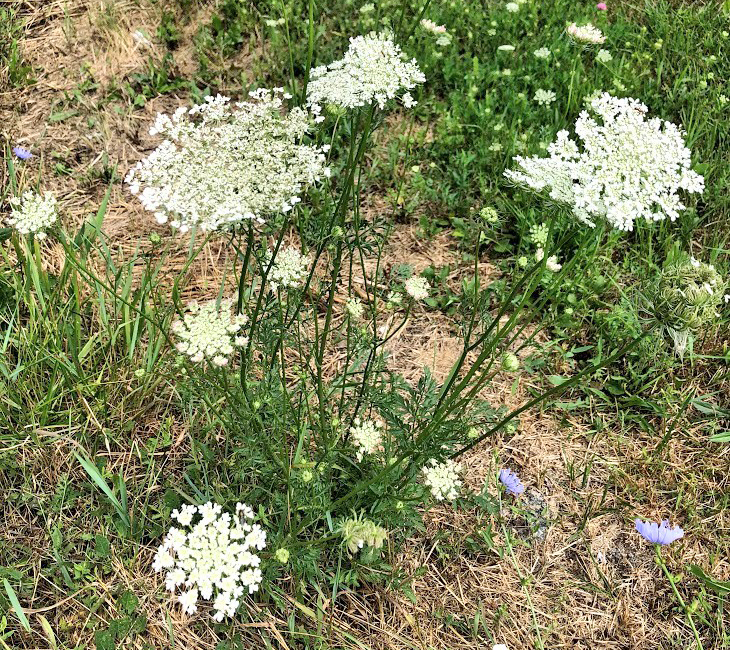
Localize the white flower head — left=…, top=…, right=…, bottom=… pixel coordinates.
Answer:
left=265, top=246, right=308, bottom=292
left=306, top=32, right=425, bottom=111
left=346, top=297, right=365, bottom=319
left=533, top=47, right=551, bottom=59
left=349, top=417, right=385, bottom=460
left=7, top=191, right=58, bottom=239
left=567, top=23, right=606, bottom=45
left=404, top=276, right=430, bottom=301
left=505, top=2, right=520, bottom=12
left=420, top=19, right=447, bottom=35
left=126, top=90, right=328, bottom=233
left=173, top=297, right=248, bottom=365
left=596, top=49, right=613, bottom=63
left=154, top=501, right=266, bottom=620
left=422, top=459, right=462, bottom=501
left=505, top=93, right=705, bottom=231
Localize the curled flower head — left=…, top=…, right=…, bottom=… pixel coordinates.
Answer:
left=172, top=297, right=248, bottom=365
left=499, top=468, right=525, bottom=495
left=126, top=90, right=328, bottom=233
left=635, top=519, right=684, bottom=545
left=422, top=459, right=462, bottom=501
left=338, top=513, right=388, bottom=555
left=306, top=32, right=425, bottom=113
left=6, top=191, right=58, bottom=239
left=153, top=501, right=266, bottom=621
left=404, top=275, right=430, bottom=301
left=12, top=146, right=32, bottom=160
left=505, top=93, right=704, bottom=231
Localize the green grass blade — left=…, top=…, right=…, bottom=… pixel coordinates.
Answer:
left=2, top=579, right=30, bottom=633
left=73, top=451, right=131, bottom=530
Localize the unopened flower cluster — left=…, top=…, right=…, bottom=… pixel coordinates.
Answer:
left=567, top=23, right=606, bottom=45
left=172, top=297, right=248, bottom=366
left=6, top=191, right=58, bottom=239
left=505, top=93, right=704, bottom=231
left=126, top=90, right=328, bottom=232
left=152, top=502, right=266, bottom=621
left=422, top=459, right=462, bottom=501
left=339, top=513, right=387, bottom=555
left=405, top=276, right=430, bottom=300
left=265, top=246, right=308, bottom=292
left=307, top=32, right=425, bottom=114
left=349, top=417, right=384, bottom=460
left=650, top=256, right=725, bottom=332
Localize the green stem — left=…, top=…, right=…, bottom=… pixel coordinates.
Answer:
left=656, top=547, right=703, bottom=650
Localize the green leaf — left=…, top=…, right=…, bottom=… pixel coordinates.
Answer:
left=2, top=579, right=30, bottom=633
left=73, top=451, right=131, bottom=530
left=709, top=431, right=730, bottom=443
left=688, top=565, right=730, bottom=595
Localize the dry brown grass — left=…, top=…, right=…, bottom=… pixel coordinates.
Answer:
left=2, top=2, right=729, bottom=650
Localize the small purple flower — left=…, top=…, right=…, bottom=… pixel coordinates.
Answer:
left=12, top=146, right=33, bottom=161
left=635, top=519, right=684, bottom=545
left=499, top=468, right=525, bottom=496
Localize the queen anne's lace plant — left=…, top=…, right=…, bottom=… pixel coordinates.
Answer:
left=567, top=23, right=606, bottom=45
left=7, top=191, right=58, bottom=239
left=152, top=502, right=266, bottom=621
left=345, top=297, right=364, bottom=319
left=306, top=32, right=425, bottom=114
left=126, top=90, right=328, bottom=233
left=172, top=297, right=248, bottom=366
left=422, top=459, right=462, bottom=501
left=349, top=417, right=384, bottom=460
left=405, top=276, right=430, bottom=300
left=505, top=93, right=704, bottom=231
left=265, top=246, right=309, bottom=292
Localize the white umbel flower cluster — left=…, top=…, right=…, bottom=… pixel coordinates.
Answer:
left=172, top=297, right=248, bottom=366
left=567, top=23, right=606, bottom=45
left=306, top=32, right=425, bottom=114
left=422, top=459, right=462, bottom=501
left=7, top=191, right=58, bottom=239
left=152, top=501, right=266, bottom=621
left=405, top=276, right=430, bottom=300
left=349, top=417, right=384, bottom=460
left=126, top=89, right=329, bottom=233
left=265, top=246, right=309, bottom=292
left=505, top=93, right=704, bottom=231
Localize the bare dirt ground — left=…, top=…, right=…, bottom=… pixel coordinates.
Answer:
left=2, top=2, right=729, bottom=649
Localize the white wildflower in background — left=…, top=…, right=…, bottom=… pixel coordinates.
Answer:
left=152, top=501, right=266, bottom=621
left=405, top=276, right=430, bottom=300
left=422, top=459, right=462, bottom=501
left=346, top=297, right=365, bottom=319
left=497, top=44, right=516, bottom=52
left=266, top=246, right=308, bottom=292
left=505, top=2, right=520, bottom=12
left=534, top=248, right=563, bottom=272
left=596, top=49, right=613, bottom=63
left=435, top=33, right=453, bottom=47
left=567, top=23, right=606, bottom=45
left=172, top=297, right=248, bottom=366
left=533, top=89, right=557, bottom=106
left=420, top=19, right=447, bottom=34
left=6, top=191, right=58, bottom=239
left=349, top=417, right=384, bottom=460
left=307, top=32, right=425, bottom=113
left=505, top=93, right=705, bottom=231
left=533, top=47, right=551, bottom=59
left=359, top=3, right=375, bottom=13
left=126, top=90, right=328, bottom=233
